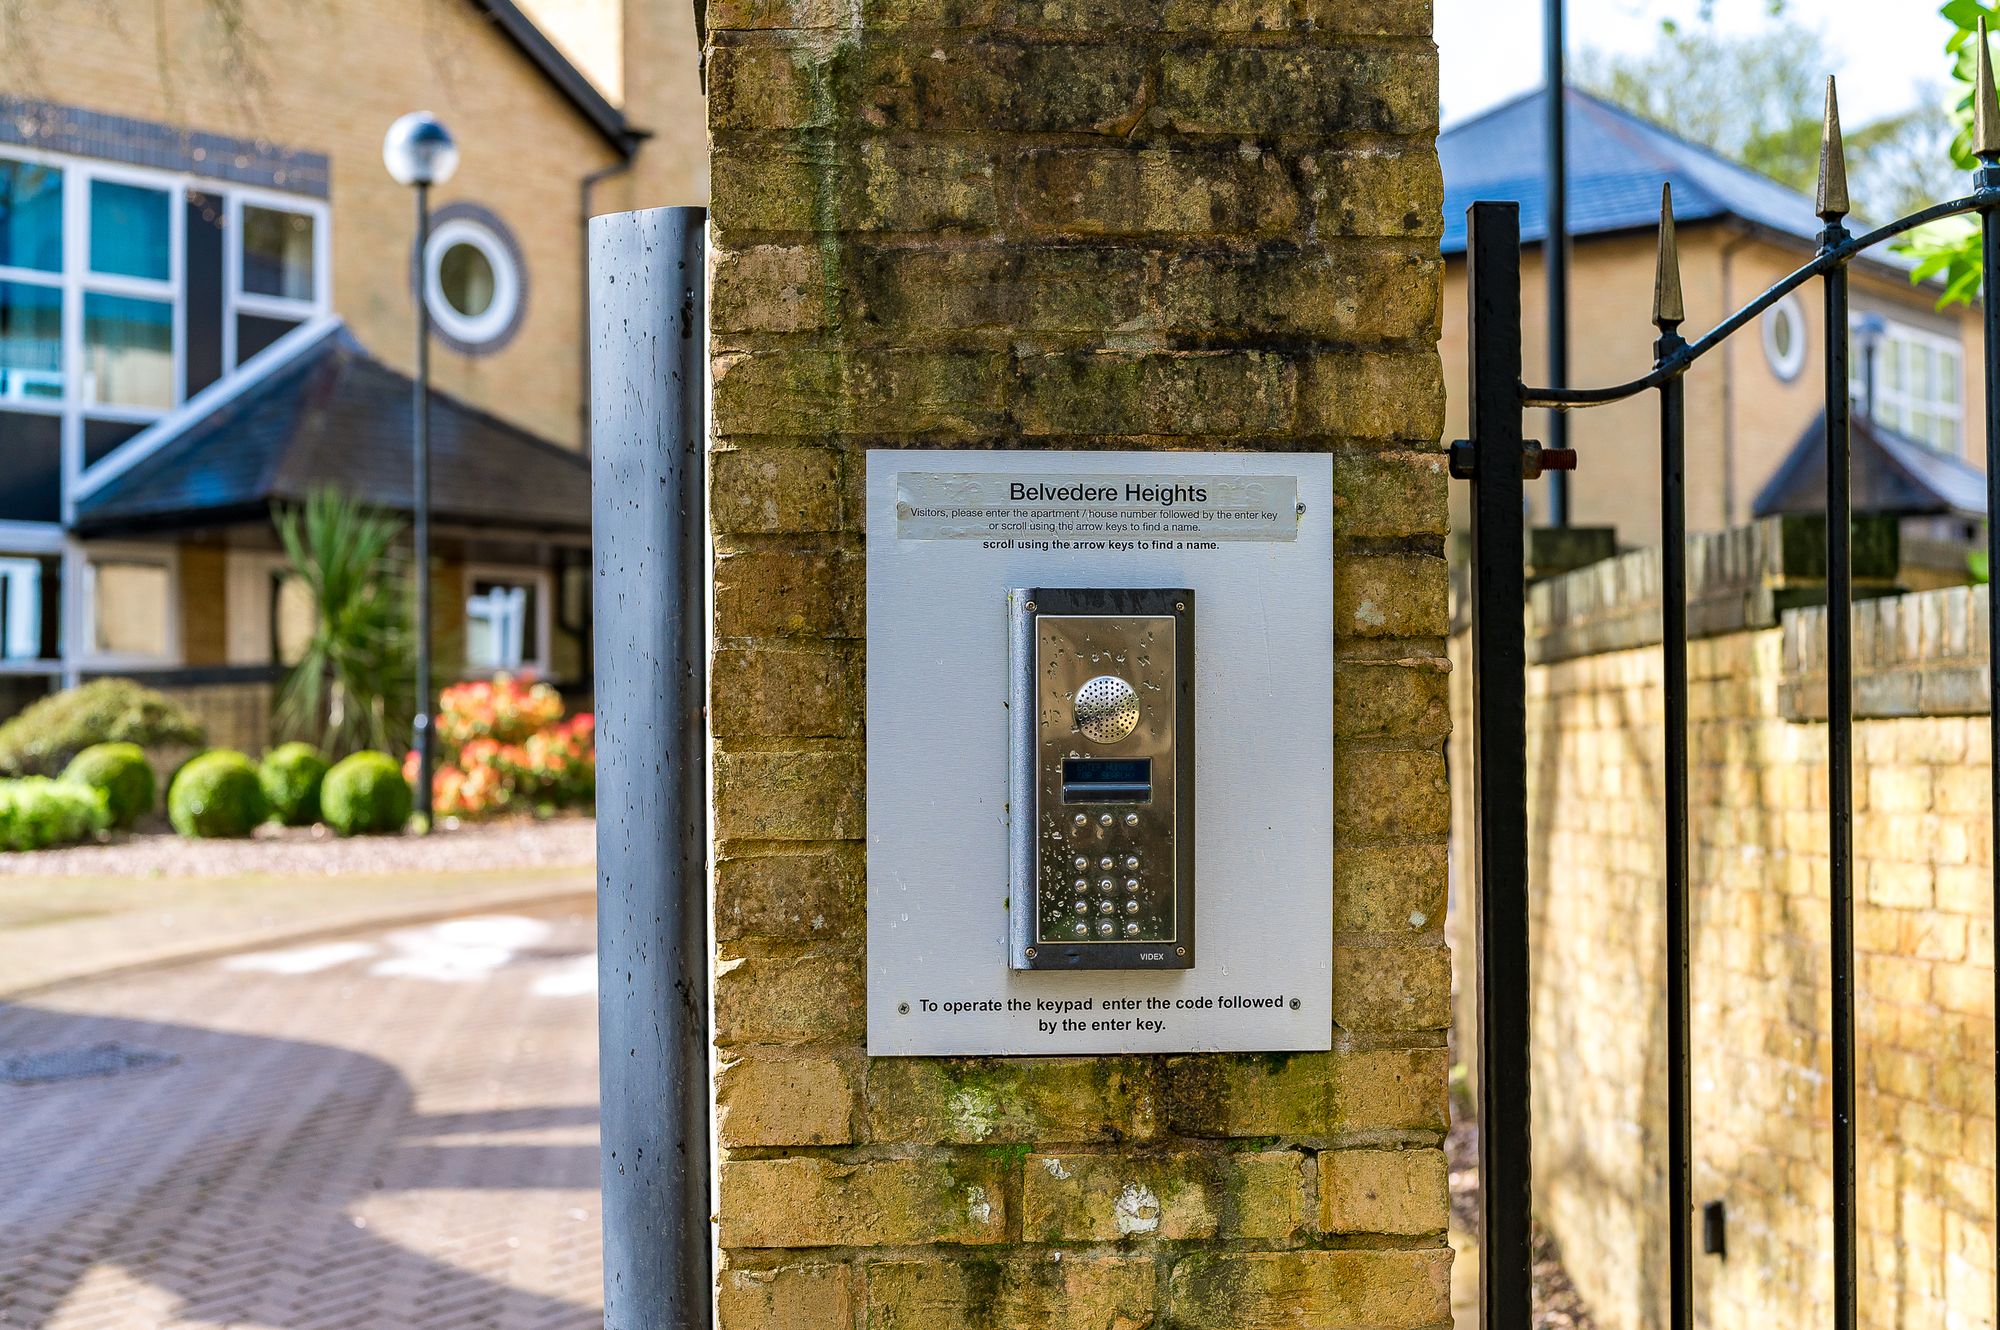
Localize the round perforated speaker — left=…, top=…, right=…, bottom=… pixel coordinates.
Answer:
left=1074, top=675, right=1140, bottom=743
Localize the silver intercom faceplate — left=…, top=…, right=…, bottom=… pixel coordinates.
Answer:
left=1009, top=589, right=1194, bottom=971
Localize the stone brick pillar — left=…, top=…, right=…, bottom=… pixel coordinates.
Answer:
left=704, top=3, right=1452, bottom=1325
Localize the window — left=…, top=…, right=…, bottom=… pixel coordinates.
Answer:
left=88, top=180, right=171, bottom=281
left=0, top=281, right=62, bottom=403
left=239, top=204, right=316, bottom=302
left=0, top=160, right=62, bottom=273
left=466, top=574, right=544, bottom=673
left=89, top=557, right=172, bottom=659
left=0, top=558, right=45, bottom=661
left=423, top=212, right=524, bottom=353
left=1762, top=295, right=1807, bottom=383
left=1857, top=320, right=1964, bottom=454
left=0, top=150, right=329, bottom=510
left=84, top=293, right=173, bottom=409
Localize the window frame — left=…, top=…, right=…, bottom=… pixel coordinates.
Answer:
left=224, top=186, right=332, bottom=372
left=463, top=564, right=553, bottom=677
left=424, top=217, right=521, bottom=351
left=1866, top=319, right=1965, bottom=456
left=79, top=541, right=180, bottom=669
left=0, top=144, right=332, bottom=534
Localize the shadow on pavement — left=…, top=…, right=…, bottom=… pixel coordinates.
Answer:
left=0, top=1006, right=600, bottom=1329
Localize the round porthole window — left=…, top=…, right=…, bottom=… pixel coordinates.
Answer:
left=421, top=207, right=525, bottom=355
left=1763, top=294, right=1807, bottom=383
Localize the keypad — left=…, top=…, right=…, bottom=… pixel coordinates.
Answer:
left=1042, top=808, right=1169, bottom=945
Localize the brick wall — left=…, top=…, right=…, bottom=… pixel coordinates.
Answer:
left=705, top=2, right=1453, bottom=1326
left=1449, top=524, right=1997, bottom=1330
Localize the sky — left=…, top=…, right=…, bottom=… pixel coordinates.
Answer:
left=1438, top=0, right=1960, bottom=129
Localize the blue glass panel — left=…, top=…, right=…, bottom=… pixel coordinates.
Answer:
left=0, top=281, right=62, bottom=404
left=84, top=293, right=173, bottom=409
left=89, top=180, right=170, bottom=281
left=0, top=160, right=62, bottom=273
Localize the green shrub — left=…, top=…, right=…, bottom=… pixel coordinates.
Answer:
left=321, top=751, right=411, bottom=837
left=0, top=777, right=110, bottom=850
left=168, top=751, right=269, bottom=839
left=60, top=742, right=156, bottom=829
left=0, top=679, right=206, bottom=777
left=260, top=742, right=329, bottom=826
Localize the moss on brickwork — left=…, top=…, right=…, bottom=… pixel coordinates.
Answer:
left=708, top=0, right=1450, bottom=1322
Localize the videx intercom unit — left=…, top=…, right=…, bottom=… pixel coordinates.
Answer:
left=1009, top=588, right=1194, bottom=971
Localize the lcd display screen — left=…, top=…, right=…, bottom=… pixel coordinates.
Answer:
left=1062, top=758, right=1152, bottom=803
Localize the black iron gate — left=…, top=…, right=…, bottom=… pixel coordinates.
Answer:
left=1457, top=43, right=2000, bottom=1330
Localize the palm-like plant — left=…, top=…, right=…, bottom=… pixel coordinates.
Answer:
left=274, top=489, right=414, bottom=757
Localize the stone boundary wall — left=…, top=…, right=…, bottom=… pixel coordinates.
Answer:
left=1448, top=519, right=1997, bottom=1330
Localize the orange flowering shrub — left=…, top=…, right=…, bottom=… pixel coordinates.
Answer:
left=409, top=676, right=593, bottom=820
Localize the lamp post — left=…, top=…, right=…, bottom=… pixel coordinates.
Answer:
left=383, top=111, right=459, bottom=833
left=1853, top=312, right=1887, bottom=424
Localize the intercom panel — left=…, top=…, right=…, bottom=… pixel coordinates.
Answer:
left=1009, top=588, right=1194, bottom=971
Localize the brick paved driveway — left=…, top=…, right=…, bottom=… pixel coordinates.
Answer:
left=0, top=902, right=602, bottom=1329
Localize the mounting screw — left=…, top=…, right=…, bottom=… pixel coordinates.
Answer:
left=1175, top=602, right=1186, bottom=612
left=898, top=1002, right=910, bottom=1014
left=1024, top=947, right=1037, bottom=958
left=1024, top=600, right=1036, bottom=612
left=1289, top=998, right=1301, bottom=1010
left=1175, top=947, right=1186, bottom=956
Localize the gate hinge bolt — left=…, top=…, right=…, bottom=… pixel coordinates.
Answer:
left=1448, top=440, right=1579, bottom=481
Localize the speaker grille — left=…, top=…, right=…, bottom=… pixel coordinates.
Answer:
left=1074, top=675, right=1140, bottom=743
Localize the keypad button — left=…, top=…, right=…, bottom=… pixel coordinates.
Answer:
left=1073, top=922, right=1090, bottom=938
left=1073, top=813, right=1088, bottom=826
left=1073, top=899, right=1090, bottom=915
left=1073, top=855, right=1089, bottom=871
left=1073, top=878, right=1089, bottom=893
left=1097, top=855, right=1113, bottom=870
left=1098, top=813, right=1114, bottom=827
left=1096, top=920, right=1115, bottom=937
left=1098, top=878, right=1116, bottom=893
left=1125, top=899, right=1140, bottom=914
left=1124, top=878, right=1140, bottom=893
left=1124, top=921, right=1141, bottom=936
left=1098, top=899, right=1116, bottom=915
left=1124, top=855, right=1140, bottom=870
left=1123, top=813, right=1139, bottom=827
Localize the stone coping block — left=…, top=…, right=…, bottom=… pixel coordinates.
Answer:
left=1782, top=582, right=1993, bottom=720
left=1513, top=514, right=1900, bottom=665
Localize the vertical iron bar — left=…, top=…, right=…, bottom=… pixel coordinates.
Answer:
left=1658, top=353, right=1693, bottom=1330
left=1980, top=161, right=2000, bottom=1297
left=1821, top=214, right=1858, bottom=1330
left=412, top=181, right=434, bottom=832
left=1543, top=0, right=1570, bottom=528
left=1467, top=200, right=1533, bottom=1330
left=590, top=205, right=712, bottom=1330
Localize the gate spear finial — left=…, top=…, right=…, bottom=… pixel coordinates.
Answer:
left=1975, top=18, right=2000, bottom=161
left=1816, top=76, right=1849, bottom=221
left=1653, top=183, right=1684, bottom=331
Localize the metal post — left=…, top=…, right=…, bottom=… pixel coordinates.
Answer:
left=412, top=181, right=434, bottom=831
left=1466, top=200, right=1533, bottom=1330
left=590, top=206, right=711, bottom=1330
left=1975, top=22, right=2000, bottom=1289
left=1652, top=184, right=1693, bottom=1330
left=1815, top=78, right=1858, bottom=1330
left=1544, top=0, right=1570, bottom=528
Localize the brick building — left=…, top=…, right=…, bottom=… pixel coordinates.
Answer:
left=0, top=0, right=703, bottom=729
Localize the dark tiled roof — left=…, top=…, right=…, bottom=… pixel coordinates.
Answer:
left=74, top=325, right=590, bottom=536
left=1753, top=407, right=1987, bottom=520
left=1442, top=86, right=1846, bottom=256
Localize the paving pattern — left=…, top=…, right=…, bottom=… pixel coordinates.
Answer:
left=0, top=904, right=602, bottom=1329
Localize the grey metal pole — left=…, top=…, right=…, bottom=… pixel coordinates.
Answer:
left=1545, top=0, right=1571, bottom=528
left=590, top=205, right=710, bottom=1330
left=413, top=181, right=434, bottom=831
